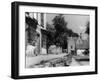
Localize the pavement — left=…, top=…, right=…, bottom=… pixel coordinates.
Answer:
left=70, top=58, right=82, bottom=66
left=70, top=57, right=89, bottom=66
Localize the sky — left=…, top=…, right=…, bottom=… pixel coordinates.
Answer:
left=46, top=13, right=89, bottom=34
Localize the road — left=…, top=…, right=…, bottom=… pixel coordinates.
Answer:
left=70, top=57, right=89, bottom=66
left=26, top=54, right=89, bottom=68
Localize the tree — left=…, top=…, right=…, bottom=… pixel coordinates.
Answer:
left=85, top=22, right=90, bottom=34
left=46, top=23, right=56, bottom=49
left=46, top=23, right=56, bottom=33
left=52, top=14, right=68, bottom=48
left=52, top=14, right=79, bottom=49
left=52, top=14, right=67, bottom=33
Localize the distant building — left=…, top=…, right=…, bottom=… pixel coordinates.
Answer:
left=67, top=33, right=89, bottom=55
left=76, top=37, right=89, bottom=49
left=76, top=33, right=89, bottom=55
left=67, top=37, right=77, bottom=54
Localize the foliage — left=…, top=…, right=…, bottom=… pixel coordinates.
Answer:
left=25, top=16, right=38, bottom=44
left=52, top=14, right=67, bottom=33
left=46, top=23, right=56, bottom=48
left=85, top=22, right=90, bottom=34
left=52, top=14, right=78, bottom=48
left=46, top=23, right=56, bottom=33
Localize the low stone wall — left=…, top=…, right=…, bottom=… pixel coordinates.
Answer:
left=26, top=53, right=67, bottom=68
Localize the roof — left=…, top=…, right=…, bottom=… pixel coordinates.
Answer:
left=76, top=37, right=89, bottom=49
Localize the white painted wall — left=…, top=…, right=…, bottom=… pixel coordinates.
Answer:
left=0, top=0, right=99, bottom=81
